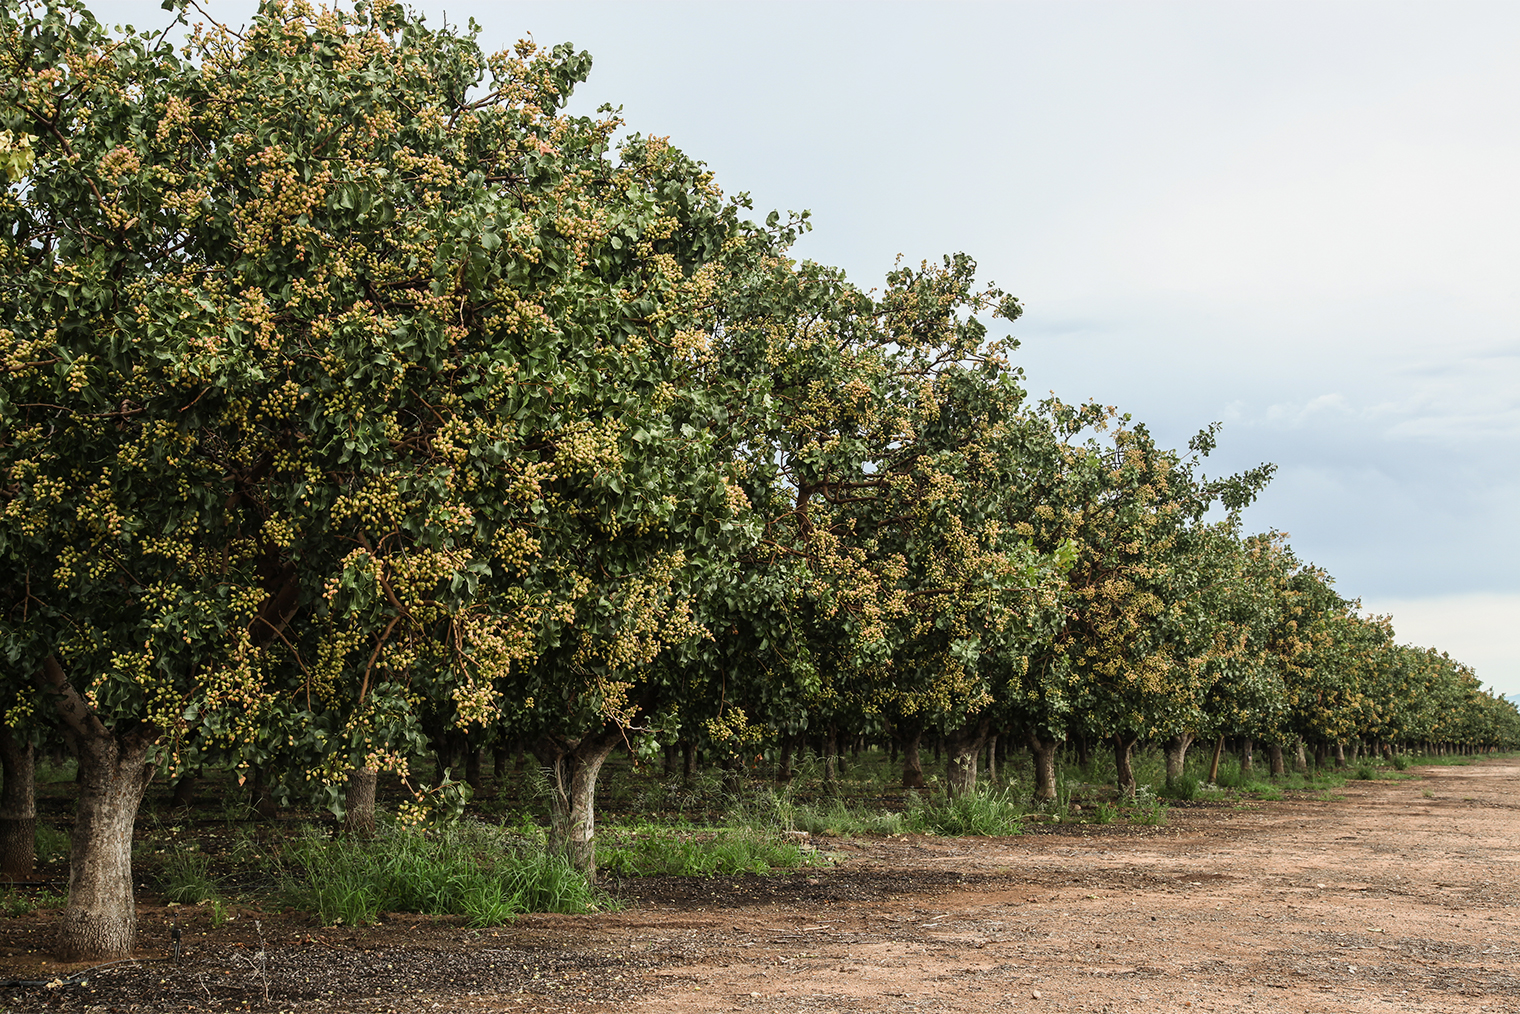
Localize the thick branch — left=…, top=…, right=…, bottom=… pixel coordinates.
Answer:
left=37, top=655, right=108, bottom=742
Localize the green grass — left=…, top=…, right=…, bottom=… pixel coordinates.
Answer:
left=34, top=823, right=69, bottom=865
left=597, top=824, right=816, bottom=878
left=36, top=757, right=77, bottom=784
left=903, top=786, right=1026, bottom=836
left=1159, top=776, right=1199, bottom=801
left=1, top=887, right=68, bottom=917
left=789, top=798, right=907, bottom=837
left=161, top=848, right=221, bottom=904
left=272, top=819, right=597, bottom=927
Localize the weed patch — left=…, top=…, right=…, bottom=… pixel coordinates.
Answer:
left=1, top=887, right=67, bottom=917
left=597, top=825, right=815, bottom=878
left=34, top=823, right=68, bottom=865
left=904, top=786, right=1025, bottom=836
left=273, top=820, right=596, bottom=926
left=161, top=848, right=220, bottom=904
left=1160, top=776, right=1198, bottom=801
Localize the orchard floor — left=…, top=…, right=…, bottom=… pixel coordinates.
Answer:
left=3, top=759, right=1518, bottom=1014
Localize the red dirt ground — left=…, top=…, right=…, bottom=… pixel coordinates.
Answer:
left=3, top=758, right=1517, bottom=1013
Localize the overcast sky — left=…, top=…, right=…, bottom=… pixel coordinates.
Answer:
left=93, top=0, right=1520, bottom=695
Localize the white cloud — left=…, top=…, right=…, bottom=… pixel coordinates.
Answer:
left=1359, top=594, right=1520, bottom=697
left=1264, top=394, right=1353, bottom=427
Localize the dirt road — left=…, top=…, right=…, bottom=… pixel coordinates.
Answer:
left=4, top=759, right=1517, bottom=1013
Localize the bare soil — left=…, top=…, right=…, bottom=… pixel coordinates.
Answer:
left=3, top=759, right=1518, bottom=1013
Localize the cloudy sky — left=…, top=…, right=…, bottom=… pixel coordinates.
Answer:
left=94, top=1, right=1520, bottom=695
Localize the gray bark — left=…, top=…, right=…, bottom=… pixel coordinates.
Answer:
left=0, top=726, right=36, bottom=881
left=535, top=727, right=621, bottom=883
left=1163, top=732, right=1194, bottom=786
left=1027, top=730, right=1061, bottom=802
left=944, top=715, right=992, bottom=799
left=343, top=767, right=378, bottom=837
left=900, top=725, right=926, bottom=789
left=39, top=656, right=158, bottom=960
left=1112, top=734, right=1139, bottom=798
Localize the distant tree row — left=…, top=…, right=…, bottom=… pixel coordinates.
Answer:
left=2, top=0, right=1515, bottom=960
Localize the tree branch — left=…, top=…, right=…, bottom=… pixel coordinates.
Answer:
left=36, top=655, right=108, bottom=742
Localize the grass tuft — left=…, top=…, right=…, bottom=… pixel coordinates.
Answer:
left=162, top=848, right=221, bottom=904
left=904, top=786, right=1026, bottom=837
left=273, top=819, right=596, bottom=926
left=1160, top=776, right=1198, bottom=801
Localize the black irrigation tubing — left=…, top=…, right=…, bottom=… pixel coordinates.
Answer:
left=1, top=957, right=161, bottom=989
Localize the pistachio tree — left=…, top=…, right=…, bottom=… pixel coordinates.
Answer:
left=0, top=0, right=798, bottom=951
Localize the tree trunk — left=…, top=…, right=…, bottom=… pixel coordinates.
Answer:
left=1268, top=743, right=1286, bottom=777
left=681, top=740, right=696, bottom=780
left=464, top=748, right=484, bottom=795
left=1162, top=732, right=1194, bottom=786
left=535, top=727, right=621, bottom=883
left=248, top=764, right=278, bottom=820
left=1294, top=738, right=1308, bottom=773
left=170, top=771, right=198, bottom=809
left=822, top=723, right=840, bottom=795
left=1027, top=731, right=1061, bottom=802
left=58, top=732, right=156, bottom=960
left=343, top=767, right=378, bottom=837
left=1206, top=735, right=1225, bottom=784
left=944, top=715, right=992, bottom=799
left=36, top=656, right=159, bottom=960
left=1334, top=741, right=1346, bottom=768
left=1112, top=734, right=1139, bottom=798
left=985, top=733, right=998, bottom=784
left=494, top=745, right=510, bottom=780
left=1238, top=737, right=1254, bottom=775
left=900, top=725, right=926, bottom=789
left=775, top=736, right=794, bottom=784
left=1074, top=735, right=1091, bottom=770
left=0, top=726, right=37, bottom=882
